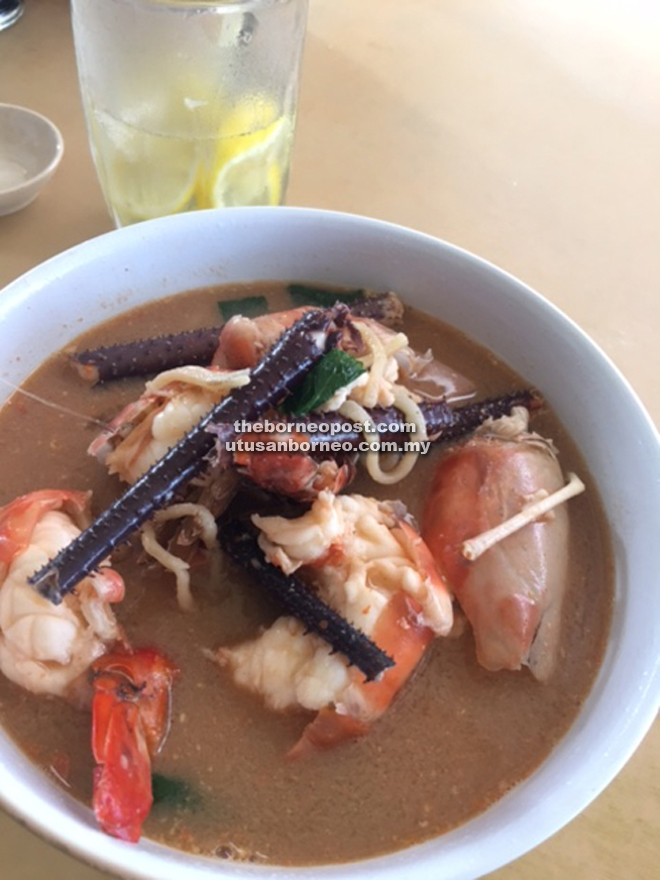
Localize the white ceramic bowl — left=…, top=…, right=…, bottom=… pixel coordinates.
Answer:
left=0, top=208, right=658, bottom=880
left=0, top=103, right=64, bottom=216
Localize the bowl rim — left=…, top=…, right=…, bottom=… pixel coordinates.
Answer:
left=0, top=205, right=658, bottom=880
left=0, top=102, right=65, bottom=196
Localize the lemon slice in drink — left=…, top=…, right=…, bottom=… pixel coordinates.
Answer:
left=201, top=100, right=291, bottom=209
left=102, top=133, right=200, bottom=226
left=90, top=88, right=208, bottom=226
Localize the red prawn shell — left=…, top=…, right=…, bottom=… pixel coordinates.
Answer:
left=0, top=489, right=90, bottom=581
left=422, top=438, right=569, bottom=680
left=290, top=591, right=435, bottom=758
left=91, top=648, right=178, bottom=842
left=213, top=307, right=312, bottom=369
left=233, top=431, right=355, bottom=501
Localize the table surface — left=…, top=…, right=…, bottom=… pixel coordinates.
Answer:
left=0, top=1, right=658, bottom=878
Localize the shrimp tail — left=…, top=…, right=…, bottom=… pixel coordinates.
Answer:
left=288, top=708, right=369, bottom=760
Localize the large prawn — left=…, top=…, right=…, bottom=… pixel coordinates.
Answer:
left=217, top=490, right=453, bottom=757
left=0, top=489, right=178, bottom=842
left=422, top=407, right=584, bottom=681
left=0, top=490, right=124, bottom=697
left=89, top=363, right=354, bottom=503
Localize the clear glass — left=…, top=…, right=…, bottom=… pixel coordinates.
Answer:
left=0, top=0, right=24, bottom=31
left=71, top=0, right=309, bottom=226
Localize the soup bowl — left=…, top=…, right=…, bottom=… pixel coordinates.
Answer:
left=0, top=207, right=658, bottom=880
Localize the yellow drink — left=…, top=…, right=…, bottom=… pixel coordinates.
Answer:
left=87, top=99, right=294, bottom=226
left=72, top=0, right=307, bottom=226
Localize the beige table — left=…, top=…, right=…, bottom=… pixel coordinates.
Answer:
left=1, top=0, right=658, bottom=877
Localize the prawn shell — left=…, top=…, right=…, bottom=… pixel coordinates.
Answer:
left=92, top=694, right=152, bottom=843
left=289, top=592, right=434, bottom=759
left=91, top=647, right=178, bottom=842
left=0, top=490, right=90, bottom=581
left=214, top=308, right=310, bottom=369
left=423, top=439, right=568, bottom=679
left=92, top=648, right=179, bottom=755
left=233, top=430, right=355, bottom=501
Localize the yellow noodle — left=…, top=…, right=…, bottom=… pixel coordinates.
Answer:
left=355, top=321, right=388, bottom=408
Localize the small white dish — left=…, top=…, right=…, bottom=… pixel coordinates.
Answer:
left=0, top=103, right=64, bottom=216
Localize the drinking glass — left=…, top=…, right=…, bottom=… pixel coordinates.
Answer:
left=0, top=0, right=24, bottom=30
left=71, top=0, right=309, bottom=226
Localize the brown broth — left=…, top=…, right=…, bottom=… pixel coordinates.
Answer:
left=0, top=285, right=612, bottom=866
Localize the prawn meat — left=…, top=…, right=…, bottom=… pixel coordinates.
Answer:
left=218, top=490, right=452, bottom=756
left=89, top=365, right=250, bottom=484
left=0, top=490, right=124, bottom=697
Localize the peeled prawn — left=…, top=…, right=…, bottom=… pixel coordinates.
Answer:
left=0, top=490, right=124, bottom=697
left=89, top=365, right=250, bottom=484
left=422, top=407, right=575, bottom=681
left=218, top=490, right=452, bottom=756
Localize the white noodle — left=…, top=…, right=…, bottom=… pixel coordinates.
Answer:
left=461, top=472, right=586, bottom=561
left=154, top=503, right=218, bottom=551
left=140, top=503, right=219, bottom=611
left=141, top=522, right=195, bottom=612
left=383, top=333, right=409, bottom=355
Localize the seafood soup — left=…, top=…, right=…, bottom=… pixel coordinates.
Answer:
left=0, top=284, right=612, bottom=866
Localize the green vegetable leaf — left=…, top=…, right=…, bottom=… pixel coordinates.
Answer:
left=218, top=295, right=269, bottom=322
left=284, top=349, right=366, bottom=416
left=151, top=773, right=201, bottom=811
left=288, top=284, right=364, bottom=308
